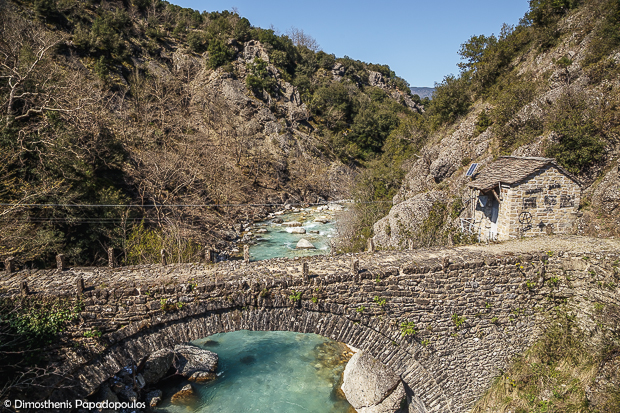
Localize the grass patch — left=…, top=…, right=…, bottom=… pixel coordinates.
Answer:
left=472, top=307, right=620, bottom=413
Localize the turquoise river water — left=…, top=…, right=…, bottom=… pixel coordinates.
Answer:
left=248, top=208, right=340, bottom=261
left=157, top=330, right=354, bottom=413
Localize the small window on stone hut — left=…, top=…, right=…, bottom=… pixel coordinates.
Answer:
left=560, top=195, right=575, bottom=208
left=523, top=197, right=537, bottom=209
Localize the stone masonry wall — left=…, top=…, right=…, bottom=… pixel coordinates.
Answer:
left=502, top=165, right=581, bottom=239
left=1, top=238, right=618, bottom=413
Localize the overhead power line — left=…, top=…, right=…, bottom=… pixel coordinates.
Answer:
left=0, top=200, right=391, bottom=208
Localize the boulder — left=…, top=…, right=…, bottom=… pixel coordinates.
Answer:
left=174, top=344, right=218, bottom=382
left=313, top=217, right=330, bottom=224
left=171, top=383, right=197, bottom=405
left=288, top=227, right=306, bottom=234
left=256, top=228, right=268, bottom=233
left=296, top=239, right=315, bottom=249
left=282, top=221, right=302, bottom=227
left=341, top=351, right=407, bottom=413
left=142, top=348, right=174, bottom=384
left=272, top=217, right=284, bottom=223
left=146, top=389, right=163, bottom=407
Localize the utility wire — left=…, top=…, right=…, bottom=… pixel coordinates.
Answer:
left=0, top=200, right=391, bottom=208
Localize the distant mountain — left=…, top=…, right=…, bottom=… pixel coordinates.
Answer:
left=410, top=87, right=435, bottom=99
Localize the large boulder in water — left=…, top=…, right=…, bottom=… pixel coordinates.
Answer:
left=296, top=239, right=315, bottom=249
left=174, top=344, right=218, bottom=382
left=341, top=351, right=407, bottom=413
left=289, top=227, right=306, bottom=234
left=142, top=348, right=174, bottom=384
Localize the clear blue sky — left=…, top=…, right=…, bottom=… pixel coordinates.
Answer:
left=170, top=0, right=530, bottom=87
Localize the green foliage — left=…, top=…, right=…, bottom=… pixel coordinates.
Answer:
left=458, top=34, right=498, bottom=73
left=0, top=297, right=82, bottom=347
left=93, top=56, right=109, bottom=83
left=452, top=313, right=466, bottom=329
left=187, top=31, right=206, bottom=53
left=472, top=307, right=620, bottom=413
left=525, top=0, right=582, bottom=28
left=83, top=328, right=102, bottom=338
left=356, top=306, right=365, bottom=313
left=311, top=296, right=318, bottom=304
left=491, top=76, right=542, bottom=154
left=544, top=92, right=605, bottom=174
left=0, top=297, right=83, bottom=394
left=126, top=221, right=202, bottom=265
left=159, top=298, right=180, bottom=311
left=207, top=39, right=234, bottom=69
left=452, top=314, right=467, bottom=329
left=427, top=75, right=472, bottom=128
left=584, top=0, right=620, bottom=67
left=475, top=110, right=493, bottom=135
left=245, top=58, right=276, bottom=97
left=400, top=321, right=418, bottom=337
left=288, top=290, right=302, bottom=302
left=373, top=296, right=387, bottom=306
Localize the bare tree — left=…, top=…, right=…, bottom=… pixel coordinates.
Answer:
left=286, top=26, right=320, bottom=51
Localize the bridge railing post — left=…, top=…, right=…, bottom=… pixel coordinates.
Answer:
left=108, top=247, right=115, bottom=268
left=161, top=249, right=168, bottom=266
left=76, top=276, right=84, bottom=297
left=56, top=254, right=66, bottom=271
left=302, top=262, right=309, bottom=282
left=351, top=259, right=359, bottom=279
left=20, top=281, right=29, bottom=297
left=4, top=257, right=15, bottom=274
left=367, top=238, right=375, bottom=253
left=205, top=248, right=213, bottom=263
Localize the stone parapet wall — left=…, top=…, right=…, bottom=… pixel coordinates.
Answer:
left=1, top=237, right=619, bottom=413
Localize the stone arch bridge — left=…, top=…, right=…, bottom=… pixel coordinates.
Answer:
left=1, top=236, right=619, bottom=412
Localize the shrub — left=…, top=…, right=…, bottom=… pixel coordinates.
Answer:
left=187, top=31, right=206, bottom=53
left=245, top=58, right=277, bottom=97
left=452, top=313, right=466, bottom=329
left=400, top=321, right=418, bottom=337
left=288, top=290, right=302, bottom=302
left=207, top=39, right=234, bottom=69
left=427, top=75, right=471, bottom=128
left=544, top=92, right=605, bottom=174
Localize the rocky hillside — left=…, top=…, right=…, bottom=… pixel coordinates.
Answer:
left=371, top=0, right=620, bottom=250
left=0, top=0, right=420, bottom=267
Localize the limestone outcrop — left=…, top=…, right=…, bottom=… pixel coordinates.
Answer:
left=142, top=348, right=174, bottom=384
left=341, top=351, right=407, bottom=413
left=373, top=190, right=446, bottom=249
left=174, top=344, right=219, bottom=382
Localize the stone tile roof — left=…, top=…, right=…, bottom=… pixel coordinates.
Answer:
left=468, top=156, right=580, bottom=191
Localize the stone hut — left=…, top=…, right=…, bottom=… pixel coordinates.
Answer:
left=467, top=156, right=581, bottom=241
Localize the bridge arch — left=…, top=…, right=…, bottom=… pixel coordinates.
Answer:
left=73, top=305, right=446, bottom=413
